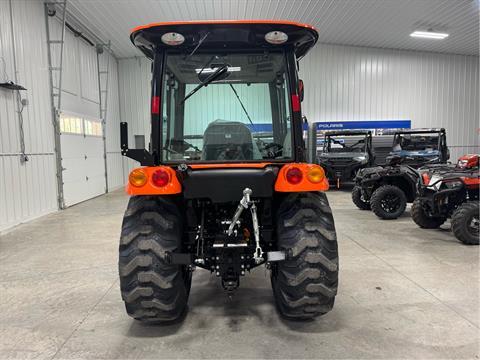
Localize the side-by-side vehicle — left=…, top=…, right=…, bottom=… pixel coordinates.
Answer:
left=317, top=130, right=374, bottom=188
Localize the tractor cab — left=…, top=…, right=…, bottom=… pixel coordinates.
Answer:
left=118, top=21, right=338, bottom=323
left=122, top=21, right=318, bottom=167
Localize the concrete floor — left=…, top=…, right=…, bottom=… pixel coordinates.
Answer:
left=0, top=190, right=478, bottom=359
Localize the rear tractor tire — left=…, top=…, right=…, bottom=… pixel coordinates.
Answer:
left=271, top=192, right=338, bottom=320
left=411, top=198, right=446, bottom=229
left=370, top=185, right=407, bottom=220
left=351, top=186, right=371, bottom=210
left=118, top=196, right=192, bottom=323
left=451, top=202, right=479, bottom=245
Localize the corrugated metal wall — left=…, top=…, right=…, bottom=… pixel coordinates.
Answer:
left=49, top=16, right=100, bottom=119
left=300, top=44, right=479, bottom=160
left=117, top=57, right=151, bottom=177
left=0, top=1, right=123, bottom=231
left=104, top=53, right=125, bottom=190
left=0, top=0, right=57, bottom=232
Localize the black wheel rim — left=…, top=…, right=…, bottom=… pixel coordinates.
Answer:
left=467, top=215, right=480, bottom=237
left=380, top=194, right=401, bottom=213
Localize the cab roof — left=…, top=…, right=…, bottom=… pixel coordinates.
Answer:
left=130, top=20, right=318, bottom=59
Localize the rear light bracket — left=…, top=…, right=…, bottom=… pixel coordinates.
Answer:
left=121, top=122, right=155, bottom=166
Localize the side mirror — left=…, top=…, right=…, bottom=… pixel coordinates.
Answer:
left=298, top=79, right=304, bottom=102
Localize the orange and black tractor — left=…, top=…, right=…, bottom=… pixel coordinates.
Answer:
left=119, top=20, right=338, bottom=323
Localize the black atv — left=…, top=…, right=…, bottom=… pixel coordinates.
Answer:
left=352, top=128, right=450, bottom=219
left=317, top=130, right=374, bottom=188
left=411, top=154, right=479, bottom=245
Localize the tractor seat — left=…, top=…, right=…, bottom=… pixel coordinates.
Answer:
left=202, top=120, right=260, bottom=161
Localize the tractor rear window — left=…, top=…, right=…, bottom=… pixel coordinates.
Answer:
left=161, top=52, right=292, bottom=162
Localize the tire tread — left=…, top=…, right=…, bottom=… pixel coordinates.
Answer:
left=272, top=192, right=338, bottom=320
left=451, top=202, right=479, bottom=245
left=370, top=185, right=407, bottom=219
left=119, top=196, right=190, bottom=323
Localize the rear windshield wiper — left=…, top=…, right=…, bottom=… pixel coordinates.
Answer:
left=181, top=64, right=228, bottom=103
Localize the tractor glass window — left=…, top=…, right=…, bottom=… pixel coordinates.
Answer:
left=161, top=52, right=292, bottom=162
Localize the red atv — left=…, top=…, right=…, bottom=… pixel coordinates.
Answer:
left=412, top=154, right=479, bottom=245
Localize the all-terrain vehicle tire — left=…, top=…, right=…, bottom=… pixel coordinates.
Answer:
left=351, top=186, right=371, bottom=210
left=119, top=196, right=192, bottom=323
left=411, top=198, right=446, bottom=229
left=271, top=192, right=338, bottom=320
left=451, top=202, right=479, bottom=245
left=370, top=185, right=407, bottom=220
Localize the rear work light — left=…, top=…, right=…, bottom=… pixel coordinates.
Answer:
left=152, top=168, right=170, bottom=187
left=265, top=31, right=288, bottom=44
left=129, top=169, right=147, bottom=187
left=286, top=167, right=303, bottom=185
left=161, top=32, right=185, bottom=46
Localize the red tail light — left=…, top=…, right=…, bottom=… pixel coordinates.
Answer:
left=152, top=168, right=170, bottom=187
left=151, top=96, right=160, bottom=114
left=291, top=94, right=300, bottom=112
left=421, top=173, right=430, bottom=185
left=286, top=167, right=303, bottom=184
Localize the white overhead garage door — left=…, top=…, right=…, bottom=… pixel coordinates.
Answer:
left=59, top=112, right=106, bottom=207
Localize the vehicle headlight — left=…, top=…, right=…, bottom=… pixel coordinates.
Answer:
left=353, top=156, right=367, bottom=164
left=444, top=180, right=463, bottom=189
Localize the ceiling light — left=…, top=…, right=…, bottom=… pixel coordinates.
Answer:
left=410, top=31, right=449, bottom=40
left=195, top=67, right=241, bottom=73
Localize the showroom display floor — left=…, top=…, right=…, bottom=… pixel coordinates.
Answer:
left=0, top=190, right=478, bottom=359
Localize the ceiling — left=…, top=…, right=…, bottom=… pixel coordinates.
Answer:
left=67, top=0, right=479, bottom=58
